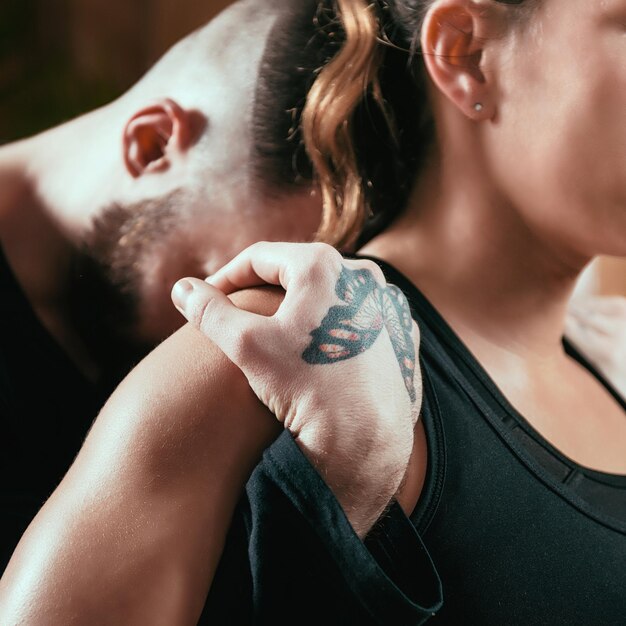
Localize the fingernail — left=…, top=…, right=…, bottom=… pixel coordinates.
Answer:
left=172, top=279, right=194, bottom=310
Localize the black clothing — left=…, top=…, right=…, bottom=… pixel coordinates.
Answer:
left=2, top=240, right=624, bottom=624
left=500, top=338, right=626, bottom=522
left=0, top=245, right=443, bottom=623
left=375, top=257, right=626, bottom=625
left=202, top=257, right=626, bottom=625
left=201, top=434, right=442, bottom=625
left=0, top=249, right=103, bottom=571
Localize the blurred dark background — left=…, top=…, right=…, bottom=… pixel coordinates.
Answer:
left=0, top=0, right=232, bottom=141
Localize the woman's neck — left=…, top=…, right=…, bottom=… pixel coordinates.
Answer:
left=360, top=158, right=589, bottom=365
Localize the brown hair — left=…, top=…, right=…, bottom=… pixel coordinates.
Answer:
left=301, top=0, right=531, bottom=248
left=252, top=0, right=427, bottom=249
left=301, top=0, right=384, bottom=249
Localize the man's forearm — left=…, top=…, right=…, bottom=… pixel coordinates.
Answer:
left=0, top=323, right=281, bottom=625
left=0, top=283, right=412, bottom=622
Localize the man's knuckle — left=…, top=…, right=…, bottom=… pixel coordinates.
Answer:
left=363, top=260, right=386, bottom=285
left=247, top=241, right=268, bottom=256
left=231, top=325, right=257, bottom=359
left=299, top=246, right=339, bottom=286
left=309, top=241, right=335, bottom=256
left=304, top=264, right=328, bottom=287
left=309, top=242, right=341, bottom=267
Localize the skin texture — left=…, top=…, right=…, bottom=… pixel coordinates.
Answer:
left=0, top=0, right=322, bottom=375
left=0, top=0, right=623, bottom=622
left=361, top=0, right=626, bottom=472
left=566, top=297, right=626, bottom=398
left=0, top=289, right=284, bottom=625
left=173, top=243, right=424, bottom=536
left=301, top=266, right=418, bottom=403
left=0, top=2, right=417, bottom=621
left=0, top=271, right=424, bottom=623
left=175, top=0, right=626, bottom=521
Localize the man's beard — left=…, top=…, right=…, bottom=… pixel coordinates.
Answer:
left=67, top=192, right=181, bottom=384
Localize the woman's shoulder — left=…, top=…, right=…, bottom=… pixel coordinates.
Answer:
left=155, top=285, right=286, bottom=390
left=90, top=287, right=286, bottom=473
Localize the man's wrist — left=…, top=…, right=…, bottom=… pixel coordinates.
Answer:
left=293, top=432, right=409, bottom=538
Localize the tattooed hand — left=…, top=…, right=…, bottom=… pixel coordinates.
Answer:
left=303, top=264, right=418, bottom=403
left=566, top=296, right=626, bottom=398
left=172, top=242, right=422, bottom=537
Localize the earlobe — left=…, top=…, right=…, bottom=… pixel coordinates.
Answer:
left=421, top=0, right=498, bottom=121
left=123, top=99, right=196, bottom=178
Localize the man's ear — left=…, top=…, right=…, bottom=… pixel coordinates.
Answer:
left=123, top=99, right=200, bottom=178
left=421, top=0, right=504, bottom=120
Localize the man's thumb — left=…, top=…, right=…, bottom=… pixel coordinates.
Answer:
left=171, top=277, right=259, bottom=364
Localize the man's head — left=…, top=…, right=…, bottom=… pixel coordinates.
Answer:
left=41, top=0, right=322, bottom=361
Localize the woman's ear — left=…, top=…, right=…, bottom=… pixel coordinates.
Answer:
left=123, top=99, right=201, bottom=178
left=421, top=0, right=504, bottom=120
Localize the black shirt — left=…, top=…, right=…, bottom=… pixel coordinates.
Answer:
left=0, top=247, right=442, bottom=623
left=202, top=256, right=626, bottom=625
left=0, top=249, right=103, bottom=571
left=3, top=244, right=624, bottom=624
left=379, top=257, right=626, bottom=624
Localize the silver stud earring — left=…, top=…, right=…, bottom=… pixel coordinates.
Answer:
left=474, top=103, right=484, bottom=112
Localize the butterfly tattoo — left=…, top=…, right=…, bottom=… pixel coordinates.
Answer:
left=302, top=266, right=417, bottom=403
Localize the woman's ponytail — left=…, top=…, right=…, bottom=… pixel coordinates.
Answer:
left=302, top=0, right=386, bottom=249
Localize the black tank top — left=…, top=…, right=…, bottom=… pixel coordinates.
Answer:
left=366, top=256, right=626, bottom=625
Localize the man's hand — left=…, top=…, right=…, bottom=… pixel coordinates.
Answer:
left=566, top=296, right=626, bottom=397
left=173, top=242, right=423, bottom=537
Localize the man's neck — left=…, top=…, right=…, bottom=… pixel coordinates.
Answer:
left=0, top=140, right=101, bottom=381
left=0, top=141, right=29, bottom=219
left=0, top=139, right=71, bottom=305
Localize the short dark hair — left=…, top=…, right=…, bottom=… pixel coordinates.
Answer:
left=251, top=0, right=321, bottom=193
